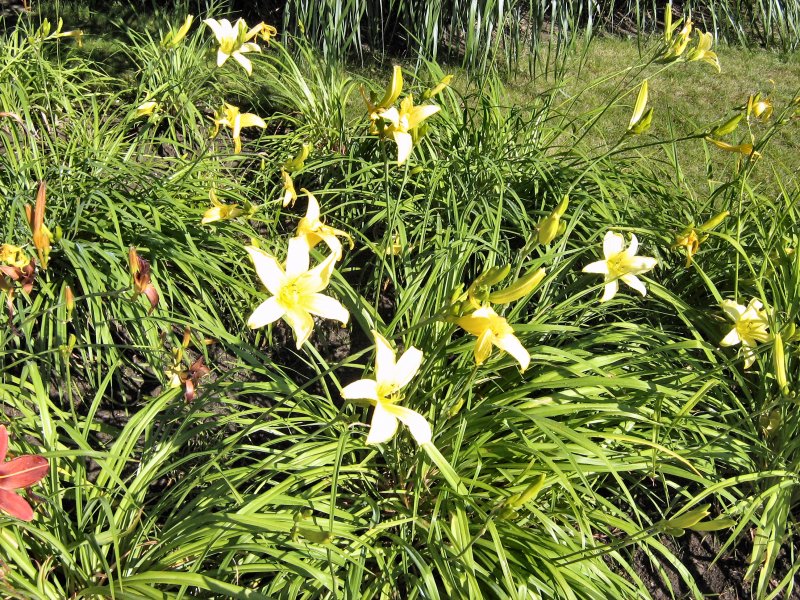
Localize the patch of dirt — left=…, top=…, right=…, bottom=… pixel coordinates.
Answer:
left=632, top=531, right=800, bottom=599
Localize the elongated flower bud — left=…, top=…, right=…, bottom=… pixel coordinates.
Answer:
left=774, top=332, right=789, bottom=395
left=489, top=267, right=546, bottom=304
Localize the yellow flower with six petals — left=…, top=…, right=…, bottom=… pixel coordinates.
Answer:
left=378, top=95, right=440, bottom=165
left=582, top=231, right=658, bottom=302
left=211, top=103, right=266, bottom=154
left=341, top=330, right=431, bottom=445
left=296, top=190, right=353, bottom=260
left=456, top=306, right=530, bottom=371
left=246, top=238, right=349, bottom=348
left=720, top=298, right=771, bottom=369
left=203, top=18, right=264, bottom=76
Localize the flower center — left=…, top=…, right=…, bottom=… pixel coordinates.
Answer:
left=279, top=280, right=302, bottom=307
left=606, top=252, right=629, bottom=277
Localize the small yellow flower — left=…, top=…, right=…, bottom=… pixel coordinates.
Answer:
left=211, top=103, right=266, bottom=154
left=246, top=238, right=349, bottom=348
left=341, top=330, right=431, bottom=445
left=687, top=31, right=720, bottom=72
left=456, top=306, right=530, bottom=371
left=295, top=190, right=353, bottom=260
left=662, top=19, right=693, bottom=60
left=135, top=101, right=157, bottom=117
left=281, top=169, right=298, bottom=207
left=671, top=211, right=728, bottom=266
left=202, top=188, right=244, bottom=224
left=747, top=93, right=773, bottom=122
left=720, top=298, right=771, bottom=369
left=378, top=95, right=440, bottom=164
left=203, top=18, right=264, bottom=76
left=582, top=231, right=657, bottom=302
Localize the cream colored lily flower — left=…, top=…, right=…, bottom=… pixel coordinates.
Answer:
left=281, top=169, right=298, bottom=207
left=211, top=103, right=266, bottom=154
left=135, top=101, right=157, bottom=117
left=687, top=31, right=721, bottom=72
left=456, top=306, right=530, bottom=371
left=720, top=298, right=771, bottom=369
left=246, top=238, right=349, bottom=348
left=379, top=95, right=440, bottom=164
left=202, top=188, right=243, bottom=224
left=203, top=18, right=263, bottom=75
left=341, top=331, right=431, bottom=445
left=583, top=231, right=658, bottom=302
left=296, top=190, right=353, bottom=260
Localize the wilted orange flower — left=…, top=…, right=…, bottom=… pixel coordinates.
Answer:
left=0, top=425, right=49, bottom=521
left=128, top=247, right=159, bottom=313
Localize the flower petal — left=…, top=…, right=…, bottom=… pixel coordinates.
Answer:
left=247, top=297, right=285, bottom=329
left=388, top=347, right=423, bottom=391
left=285, top=237, right=310, bottom=278
left=366, top=401, right=399, bottom=444
left=0, top=488, right=35, bottom=521
left=474, top=328, right=494, bottom=365
left=386, top=404, right=432, bottom=445
left=582, top=260, right=609, bottom=275
left=284, top=309, right=315, bottom=349
left=245, top=246, right=284, bottom=296
left=720, top=326, right=741, bottom=347
left=600, top=279, right=619, bottom=302
left=620, top=273, right=648, bottom=296
left=301, top=293, right=349, bottom=324
left=603, top=231, right=625, bottom=258
left=373, top=331, right=397, bottom=385
left=626, top=233, right=639, bottom=257
left=216, top=48, right=230, bottom=67
left=720, top=300, right=746, bottom=323
left=239, top=113, right=266, bottom=129
left=0, top=456, right=48, bottom=490
left=0, top=426, right=7, bottom=464
left=495, top=333, right=530, bottom=371
left=232, top=51, right=253, bottom=76
left=341, top=379, right=379, bottom=402
left=393, top=131, right=413, bottom=165
left=626, top=256, right=658, bottom=274
left=407, top=104, right=440, bottom=130
left=203, top=18, right=225, bottom=42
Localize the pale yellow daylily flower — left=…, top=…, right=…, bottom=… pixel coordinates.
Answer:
left=379, top=95, right=440, bottom=164
left=582, top=231, right=658, bottom=302
left=281, top=169, right=298, bottom=207
left=162, top=15, right=193, bottom=49
left=748, top=93, right=773, bottom=122
left=720, top=298, right=771, bottom=369
left=687, top=31, right=721, bottom=72
left=135, top=101, right=157, bottom=117
left=0, top=244, right=30, bottom=269
left=203, top=18, right=263, bottom=76
left=456, top=306, right=530, bottom=371
left=671, top=211, right=729, bottom=266
left=296, top=190, right=353, bottom=260
left=246, top=238, right=349, bottom=348
left=202, top=189, right=244, bottom=224
left=211, top=103, right=266, bottom=154
left=341, top=330, right=431, bottom=445
left=662, top=19, right=693, bottom=60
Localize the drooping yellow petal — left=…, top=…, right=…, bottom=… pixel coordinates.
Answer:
left=385, top=404, right=432, bottom=444
left=246, top=246, right=285, bottom=296
left=366, top=401, right=399, bottom=444
left=341, top=379, right=379, bottom=402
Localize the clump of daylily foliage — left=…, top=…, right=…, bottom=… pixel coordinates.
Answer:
left=2, top=5, right=800, bottom=599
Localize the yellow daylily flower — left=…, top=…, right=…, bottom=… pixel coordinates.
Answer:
left=423, top=74, right=453, bottom=100
left=202, top=188, right=244, bottom=224
left=203, top=18, right=263, bottom=76
left=720, top=298, right=771, bottom=369
left=582, top=231, right=658, bottom=302
left=296, top=190, right=353, bottom=260
left=747, top=93, right=773, bottom=122
left=246, top=238, right=349, bottom=348
left=379, top=95, right=440, bottom=164
left=687, top=31, right=721, bottom=72
left=456, top=306, right=530, bottom=371
left=0, top=245, right=29, bottom=269
left=341, top=330, right=431, bottom=445
left=249, top=22, right=278, bottom=44
left=162, top=15, right=194, bottom=49
left=211, top=103, right=266, bottom=154
left=135, top=101, right=157, bottom=117
left=281, top=169, right=298, bottom=207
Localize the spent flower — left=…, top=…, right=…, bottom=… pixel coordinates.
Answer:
left=0, top=425, right=49, bottom=522
left=295, top=190, right=353, bottom=260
